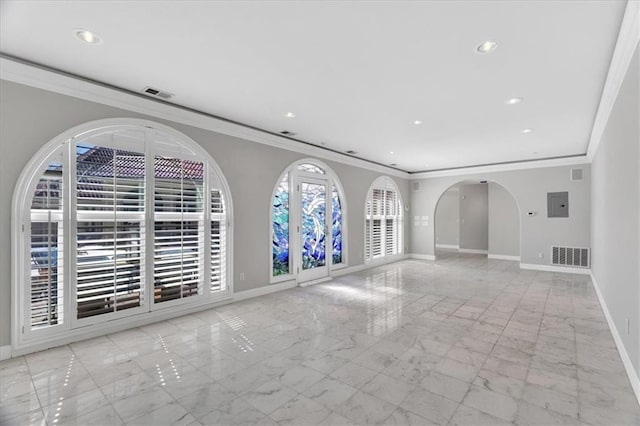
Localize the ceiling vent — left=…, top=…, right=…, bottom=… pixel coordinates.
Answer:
left=551, top=246, right=590, bottom=268
left=142, top=86, right=174, bottom=100
left=570, top=168, right=584, bottom=181
left=345, top=150, right=357, bottom=155
left=280, top=130, right=296, bottom=136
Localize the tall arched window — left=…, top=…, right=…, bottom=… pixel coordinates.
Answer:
left=365, top=176, right=403, bottom=261
left=13, top=119, right=232, bottom=347
left=271, top=160, right=346, bottom=282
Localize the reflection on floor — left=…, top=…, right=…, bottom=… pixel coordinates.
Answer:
left=2, top=256, right=639, bottom=425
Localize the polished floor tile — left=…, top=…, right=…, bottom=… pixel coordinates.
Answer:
left=1, top=254, right=639, bottom=425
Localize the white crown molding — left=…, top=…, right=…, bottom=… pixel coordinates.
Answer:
left=0, top=56, right=410, bottom=179
left=587, top=0, right=640, bottom=160
left=590, top=272, right=640, bottom=406
left=411, top=156, right=590, bottom=179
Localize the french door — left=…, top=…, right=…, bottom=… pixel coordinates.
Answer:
left=295, top=175, right=330, bottom=282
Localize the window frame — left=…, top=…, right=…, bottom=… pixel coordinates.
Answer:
left=12, top=118, right=234, bottom=352
left=269, top=159, right=348, bottom=284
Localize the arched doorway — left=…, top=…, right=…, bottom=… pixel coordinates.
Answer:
left=434, top=180, right=520, bottom=261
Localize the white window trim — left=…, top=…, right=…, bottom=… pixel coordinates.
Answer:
left=12, top=118, right=234, bottom=353
left=269, top=158, right=348, bottom=284
left=364, top=176, right=404, bottom=263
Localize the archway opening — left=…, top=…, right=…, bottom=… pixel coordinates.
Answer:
left=434, top=180, right=520, bottom=262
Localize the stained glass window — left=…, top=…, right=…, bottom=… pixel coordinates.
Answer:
left=301, top=182, right=326, bottom=269
left=332, top=186, right=342, bottom=264
left=272, top=173, right=289, bottom=275
left=272, top=163, right=344, bottom=277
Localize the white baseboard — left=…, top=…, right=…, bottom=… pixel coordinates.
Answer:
left=435, top=244, right=459, bottom=250
left=409, top=253, right=436, bottom=261
left=299, top=277, right=333, bottom=287
left=233, top=280, right=297, bottom=301
left=0, top=345, right=11, bottom=361
left=488, top=254, right=521, bottom=261
left=590, top=272, right=640, bottom=406
left=519, top=263, right=591, bottom=275
left=331, top=263, right=369, bottom=277
left=458, top=248, right=488, bottom=254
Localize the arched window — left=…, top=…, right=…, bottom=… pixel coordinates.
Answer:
left=365, top=176, right=403, bottom=261
left=13, top=119, right=231, bottom=346
left=271, top=160, right=346, bottom=282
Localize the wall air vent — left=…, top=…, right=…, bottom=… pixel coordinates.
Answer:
left=345, top=150, right=357, bottom=155
left=570, top=168, right=584, bottom=181
left=280, top=130, right=296, bottom=136
left=551, top=246, right=590, bottom=268
left=412, top=182, right=420, bottom=192
left=142, top=86, right=174, bottom=100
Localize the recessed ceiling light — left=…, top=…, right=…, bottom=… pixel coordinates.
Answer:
left=389, top=151, right=394, bottom=154
left=74, top=29, right=102, bottom=45
left=476, top=40, right=499, bottom=53
left=284, top=112, right=295, bottom=118
left=412, top=120, right=423, bottom=125
left=522, top=129, right=534, bottom=134
left=505, top=97, right=523, bottom=105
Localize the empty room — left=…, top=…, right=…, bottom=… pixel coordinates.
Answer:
left=0, top=1, right=639, bottom=425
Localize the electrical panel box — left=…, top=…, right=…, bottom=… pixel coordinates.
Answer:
left=547, top=192, right=569, bottom=218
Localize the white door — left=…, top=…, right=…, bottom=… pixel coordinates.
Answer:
left=296, top=176, right=330, bottom=282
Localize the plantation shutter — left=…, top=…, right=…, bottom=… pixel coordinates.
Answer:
left=371, top=189, right=385, bottom=258
left=29, top=156, right=64, bottom=329
left=153, top=157, right=204, bottom=303
left=211, top=189, right=225, bottom=292
left=384, top=190, right=397, bottom=255
left=75, top=144, right=145, bottom=319
left=365, top=181, right=403, bottom=262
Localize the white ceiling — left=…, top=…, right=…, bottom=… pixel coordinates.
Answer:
left=0, top=1, right=627, bottom=173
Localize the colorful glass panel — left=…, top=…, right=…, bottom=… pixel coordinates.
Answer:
left=301, top=182, right=326, bottom=269
left=272, top=173, right=289, bottom=275
left=332, top=186, right=342, bottom=264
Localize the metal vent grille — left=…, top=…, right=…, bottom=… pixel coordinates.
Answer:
left=551, top=246, right=590, bottom=268
left=570, top=168, right=584, bottom=181
left=143, top=86, right=174, bottom=99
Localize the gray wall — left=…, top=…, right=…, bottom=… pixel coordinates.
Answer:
left=410, top=165, right=590, bottom=263
left=591, top=45, right=639, bottom=373
left=488, top=182, right=520, bottom=257
left=0, top=80, right=410, bottom=347
left=434, top=187, right=459, bottom=246
left=459, top=184, right=488, bottom=251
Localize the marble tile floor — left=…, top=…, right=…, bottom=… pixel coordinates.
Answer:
left=2, top=255, right=639, bottom=425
